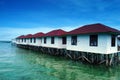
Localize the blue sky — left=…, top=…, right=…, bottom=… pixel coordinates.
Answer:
left=0, top=0, right=120, bottom=41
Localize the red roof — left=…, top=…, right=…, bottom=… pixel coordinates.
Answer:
left=16, top=35, right=25, bottom=39
left=68, top=23, right=120, bottom=35
left=44, top=29, right=67, bottom=37
left=24, top=34, right=33, bottom=38
left=32, top=32, right=44, bottom=38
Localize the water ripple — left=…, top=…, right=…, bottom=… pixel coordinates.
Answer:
left=0, top=43, right=120, bottom=80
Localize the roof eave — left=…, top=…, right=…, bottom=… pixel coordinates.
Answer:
left=67, top=32, right=120, bottom=36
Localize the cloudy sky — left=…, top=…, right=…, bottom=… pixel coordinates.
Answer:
left=0, top=0, right=120, bottom=41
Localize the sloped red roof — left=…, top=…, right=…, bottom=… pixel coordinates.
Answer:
left=16, top=35, right=25, bottom=39
left=44, top=29, right=67, bottom=37
left=68, top=23, right=120, bottom=35
left=24, top=34, right=33, bottom=38
left=32, top=32, right=44, bottom=38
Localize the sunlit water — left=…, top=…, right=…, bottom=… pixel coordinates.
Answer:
left=0, top=42, right=120, bottom=80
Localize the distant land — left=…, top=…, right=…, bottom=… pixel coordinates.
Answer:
left=0, top=41, right=11, bottom=43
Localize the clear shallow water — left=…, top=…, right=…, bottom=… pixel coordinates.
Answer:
left=0, top=42, right=120, bottom=80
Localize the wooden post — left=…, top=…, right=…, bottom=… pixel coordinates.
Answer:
left=66, top=50, right=72, bottom=59
left=109, top=54, right=114, bottom=66
left=106, top=54, right=109, bottom=66
left=117, top=52, right=119, bottom=65
left=91, top=53, right=94, bottom=64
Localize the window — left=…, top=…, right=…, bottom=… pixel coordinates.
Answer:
left=90, top=35, right=98, bottom=46
left=22, top=39, right=23, bottom=42
left=24, top=38, right=26, bottom=42
left=44, top=37, right=46, bottom=44
left=71, top=36, right=77, bottom=45
left=51, top=37, right=54, bottom=44
left=33, top=38, right=36, bottom=43
left=30, top=38, right=32, bottom=43
left=62, top=37, right=66, bottom=44
left=111, top=35, right=116, bottom=47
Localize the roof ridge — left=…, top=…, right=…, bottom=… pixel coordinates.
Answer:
left=99, top=24, right=113, bottom=31
left=34, top=32, right=44, bottom=34
left=102, top=24, right=120, bottom=32
left=68, top=23, right=120, bottom=35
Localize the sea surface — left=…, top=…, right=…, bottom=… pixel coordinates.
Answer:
left=0, top=42, right=120, bottom=80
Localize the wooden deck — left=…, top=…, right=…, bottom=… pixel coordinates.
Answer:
left=16, top=44, right=120, bottom=66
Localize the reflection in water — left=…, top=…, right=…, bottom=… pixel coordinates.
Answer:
left=0, top=42, right=120, bottom=80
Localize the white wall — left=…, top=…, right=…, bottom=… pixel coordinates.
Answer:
left=16, top=39, right=22, bottom=44
left=106, top=35, right=118, bottom=53
left=15, top=34, right=118, bottom=54
left=58, top=37, right=66, bottom=48
left=22, top=39, right=27, bottom=45
left=28, top=38, right=42, bottom=46
left=41, top=37, right=66, bottom=49
left=66, top=34, right=118, bottom=54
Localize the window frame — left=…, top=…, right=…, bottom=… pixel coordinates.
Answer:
left=71, top=35, right=77, bottom=45
left=111, top=35, right=116, bottom=47
left=62, top=36, right=66, bottom=44
left=22, top=38, right=23, bottom=42
left=89, top=35, right=98, bottom=46
left=30, top=38, right=32, bottom=43
left=51, top=37, right=55, bottom=44
left=44, top=37, right=46, bottom=44
left=33, top=38, right=36, bottom=43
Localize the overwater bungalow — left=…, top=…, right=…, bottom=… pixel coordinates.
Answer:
left=29, top=32, right=44, bottom=46
left=41, top=29, right=67, bottom=49
left=66, top=23, right=120, bottom=54
left=23, top=34, right=33, bottom=45
left=16, top=35, right=25, bottom=44
left=14, top=23, right=120, bottom=66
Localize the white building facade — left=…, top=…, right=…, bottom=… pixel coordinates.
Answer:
left=66, top=23, right=120, bottom=54
left=66, top=34, right=118, bottom=54
left=41, top=29, right=67, bottom=49
left=15, top=23, right=120, bottom=54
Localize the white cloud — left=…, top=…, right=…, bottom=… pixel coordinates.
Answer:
left=0, top=25, right=79, bottom=41
left=0, top=23, right=119, bottom=41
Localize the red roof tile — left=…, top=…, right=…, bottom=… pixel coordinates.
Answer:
left=16, top=35, right=25, bottom=39
left=32, top=32, right=44, bottom=38
left=44, top=29, right=67, bottom=37
left=24, top=34, right=33, bottom=38
left=68, top=23, right=120, bottom=35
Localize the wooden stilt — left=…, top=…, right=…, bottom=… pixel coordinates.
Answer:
left=16, top=44, right=120, bottom=66
left=109, top=54, right=114, bottom=66
left=106, top=54, right=109, bottom=66
left=83, top=56, right=91, bottom=63
left=77, top=52, right=81, bottom=60
left=117, top=53, right=119, bottom=65
left=81, top=52, right=84, bottom=61
left=91, top=53, right=94, bottom=63
left=66, top=52, right=72, bottom=59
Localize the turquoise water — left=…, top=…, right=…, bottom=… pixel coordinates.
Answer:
left=0, top=42, right=120, bottom=80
